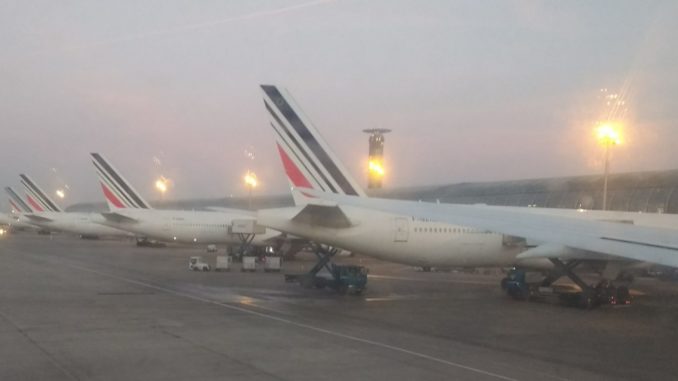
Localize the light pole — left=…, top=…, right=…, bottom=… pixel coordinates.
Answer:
left=155, top=176, right=169, bottom=201
left=244, top=171, right=258, bottom=210
left=363, top=128, right=391, bottom=189
left=596, top=123, right=621, bottom=211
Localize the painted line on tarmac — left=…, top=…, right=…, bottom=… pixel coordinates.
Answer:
left=0, top=310, right=81, bottom=381
left=65, top=263, right=519, bottom=381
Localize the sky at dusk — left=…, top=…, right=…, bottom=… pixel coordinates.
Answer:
left=1, top=0, right=677, bottom=206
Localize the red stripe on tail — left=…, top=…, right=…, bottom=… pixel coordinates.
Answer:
left=277, top=143, right=313, bottom=189
left=100, top=183, right=125, bottom=208
left=26, top=195, right=44, bottom=212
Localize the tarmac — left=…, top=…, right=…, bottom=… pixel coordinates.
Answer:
left=1, top=233, right=678, bottom=381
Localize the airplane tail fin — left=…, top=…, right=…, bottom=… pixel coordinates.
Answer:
left=261, top=84, right=367, bottom=207
left=274, top=137, right=316, bottom=206
left=5, top=186, right=33, bottom=214
left=20, top=174, right=63, bottom=212
left=90, top=153, right=152, bottom=211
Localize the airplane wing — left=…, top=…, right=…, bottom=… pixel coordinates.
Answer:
left=23, top=214, right=54, bottom=223
left=206, top=207, right=257, bottom=217
left=304, top=189, right=678, bottom=268
left=101, top=212, right=138, bottom=224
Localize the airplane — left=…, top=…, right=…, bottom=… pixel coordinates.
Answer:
left=90, top=152, right=281, bottom=248
left=255, top=84, right=678, bottom=307
left=4, top=186, right=48, bottom=231
left=256, top=84, right=537, bottom=266
left=16, top=174, right=130, bottom=238
left=0, top=212, right=16, bottom=227
left=20, top=175, right=128, bottom=237
left=0, top=194, right=22, bottom=227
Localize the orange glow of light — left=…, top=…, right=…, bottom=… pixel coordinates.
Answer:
left=596, top=123, right=622, bottom=146
left=155, top=176, right=169, bottom=193
left=244, top=171, right=258, bottom=188
left=368, top=160, right=385, bottom=177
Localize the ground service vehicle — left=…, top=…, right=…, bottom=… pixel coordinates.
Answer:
left=502, top=268, right=631, bottom=309
left=189, top=256, right=210, bottom=272
left=287, top=264, right=368, bottom=295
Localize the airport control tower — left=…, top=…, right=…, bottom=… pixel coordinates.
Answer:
left=363, top=128, right=391, bottom=189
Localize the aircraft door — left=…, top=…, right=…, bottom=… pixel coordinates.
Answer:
left=393, top=217, right=409, bottom=242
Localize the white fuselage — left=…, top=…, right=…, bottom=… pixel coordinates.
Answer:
left=26, top=212, right=129, bottom=236
left=99, top=209, right=280, bottom=245
left=259, top=203, right=678, bottom=269
left=1, top=212, right=40, bottom=230
left=258, top=205, right=526, bottom=268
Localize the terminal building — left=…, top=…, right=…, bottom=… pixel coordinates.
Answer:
left=369, top=169, right=678, bottom=214
left=68, top=168, right=678, bottom=214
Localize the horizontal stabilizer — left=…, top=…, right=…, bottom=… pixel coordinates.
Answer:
left=101, top=212, right=138, bottom=224
left=23, top=214, right=54, bottom=223
left=291, top=204, right=353, bottom=229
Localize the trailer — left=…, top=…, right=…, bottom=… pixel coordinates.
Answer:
left=215, top=256, right=231, bottom=272
left=241, top=256, right=256, bottom=272
left=263, top=256, right=281, bottom=272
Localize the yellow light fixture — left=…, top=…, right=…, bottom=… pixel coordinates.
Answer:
left=244, top=171, right=258, bottom=188
left=368, top=160, right=385, bottom=177
left=596, top=123, right=622, bottom=146
left=155, top=176, right=169, bottom=194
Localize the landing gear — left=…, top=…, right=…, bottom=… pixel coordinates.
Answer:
left=501, top=259, right=632, bottom=309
